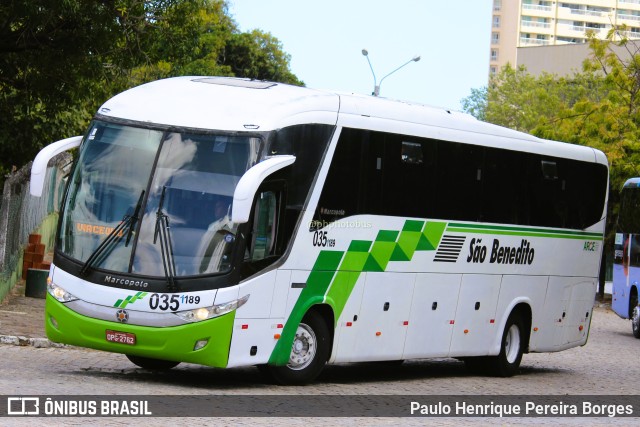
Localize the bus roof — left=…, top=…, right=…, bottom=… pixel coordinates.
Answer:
left=98, top=76, right=606, bottom=165
left=622, top=178, right=640, bottom=188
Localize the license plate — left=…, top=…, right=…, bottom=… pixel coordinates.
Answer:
left=106, top=330, right=136, bottom=345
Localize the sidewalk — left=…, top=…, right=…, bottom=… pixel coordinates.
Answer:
left=0, top=280, right=57, bottom=347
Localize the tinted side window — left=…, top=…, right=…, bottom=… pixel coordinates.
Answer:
left=364, top=132, right=437, bottom=218
left=481, top=147, right=525, bottom=224
left=267, top=124, right=334, bottom=242
left=316, top=127, right=607, bottom=230
left=524, top=156, right=607, bottom=229
left=315, top=128, right=438, bottom=225
left=314, top=128, right=364, bottom=228
left=568, top=160, right=608, bottom=229
left=435, top=140, right=482, bottom=221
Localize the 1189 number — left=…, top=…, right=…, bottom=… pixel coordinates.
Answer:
left=148, top=293, right=201, bottom=311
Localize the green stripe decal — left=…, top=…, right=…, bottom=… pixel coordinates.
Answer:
left=113, top=291, right=148, bottom=308
left=269, top=218, right=603, bottom=365
left=446, top=223, right=602, bottom=240
left=269, top=220, right=446, bottom=365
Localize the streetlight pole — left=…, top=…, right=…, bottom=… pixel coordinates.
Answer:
left=362, top=49, right=421, bottom=97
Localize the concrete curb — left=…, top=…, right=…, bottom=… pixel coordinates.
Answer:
left=0, top=334, right=70, bottom=348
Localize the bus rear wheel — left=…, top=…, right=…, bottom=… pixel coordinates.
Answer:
left=262, top=311, right=330, bottom=385
left=632, top=306, right=640, bottom=339
left=487, top=311, right=524, bottom=377
left=126, top=354, right=180, bottom=370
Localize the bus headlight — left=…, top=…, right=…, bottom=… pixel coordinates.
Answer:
left=174, top=294, right=250, bottom=323
left=47, top=282, right=78, bottom=302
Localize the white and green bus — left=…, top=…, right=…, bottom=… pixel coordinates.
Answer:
left=31, top=77, right=608, bottom=384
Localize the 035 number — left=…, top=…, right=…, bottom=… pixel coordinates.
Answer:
left=312, top=230, right=335, bottom=247
left=149, top=293, right=179, bottom=311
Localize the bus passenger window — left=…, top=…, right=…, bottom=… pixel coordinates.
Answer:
left=401, top=141, right=423, bottom=164
left=541, top=160, right=558, bottom=180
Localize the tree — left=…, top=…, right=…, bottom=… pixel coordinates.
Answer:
left=0, top=0, right=302, bottom=184
left=0, top=0, right=128, bottom=179
left=222, top=30, right=303, bottom=85
left=460, top=86, right=487, bottom=122
left=463, top=64, right=608, bottom=133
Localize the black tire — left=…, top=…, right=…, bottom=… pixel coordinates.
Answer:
left=126, top=354, right=180, bottom=370
left=262, top=310, right=330, bottom=385
left=632, top=306, right=640, bottom=339
left=486, top=311, right=525, bottom=377
left=629, top=288, right=638, bottom=320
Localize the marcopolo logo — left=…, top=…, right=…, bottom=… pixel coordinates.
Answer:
left=466, top=238, right=535, bottom=265
left=104, top=275, right=149, bottom=288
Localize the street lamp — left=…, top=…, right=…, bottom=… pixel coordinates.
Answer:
left=362, top=49, right=421, bottom=97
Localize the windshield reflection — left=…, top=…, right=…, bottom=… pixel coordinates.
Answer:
left=59, top=121, right=262, bottom=277
left=132, top=131, right=261, bottom=276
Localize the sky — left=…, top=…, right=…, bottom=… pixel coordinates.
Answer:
left=227, top=0, right=493, bottom=111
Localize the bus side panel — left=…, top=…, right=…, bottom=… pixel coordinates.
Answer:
left=448, top=274, right=501, bottom=357
left=270, top=270, right=292, bottom=318
left=347, top=272, right=415, bottom=362
left=531, top=277, right=594, bottom=352
left=613, top=233, right=640, bottom=320
left=330, top=272, right=366, bottom=363
left=402, top=273, right=461, bottom=359
left=612, top=232, right=639, bottom=319
left=286, top=270, right=308, bottom=314
left=236, top=270, right=277, bottom=318
left=611, top=261, right=631, bottom=318
left=226, top=318, right=284, bottom=368
left=490, top=275, right=548, bottom=355
left=562, top=280, right=595, bottom=346
left=227, top=271, right=279, bottom=367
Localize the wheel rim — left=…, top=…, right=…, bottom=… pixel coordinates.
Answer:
left=504, top=324, right=521, bottom=364
left=633, top=306, right=640, bottom=333
left=288, top=322, right=317, bottom=371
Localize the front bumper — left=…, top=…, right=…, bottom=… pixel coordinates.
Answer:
left=45, top=293, right=234, bottom=367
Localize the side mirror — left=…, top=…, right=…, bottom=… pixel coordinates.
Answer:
left=30, top=135, right=83, bottom=197
left=232, top=155, right=295, bottom=223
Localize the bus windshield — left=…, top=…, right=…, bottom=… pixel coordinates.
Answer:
left=59, top=120, right=262, bottom=277
left=618, top=185, right=640, bottom=235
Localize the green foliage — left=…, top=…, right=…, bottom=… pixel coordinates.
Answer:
left=460, top=87, right=487, bottom=122
left=223, top=30, right=303, bottom=85
left=0, top=0, right=302, bottom=184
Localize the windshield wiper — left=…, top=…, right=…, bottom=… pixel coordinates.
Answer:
left=79, top=190, right=145, bottom=276
left=154, top=186, right=178, bottom=291
left=126, top=190, right=145, bottom=246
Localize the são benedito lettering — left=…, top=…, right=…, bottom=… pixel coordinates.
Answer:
left=466, top=238, right=535, bottom=265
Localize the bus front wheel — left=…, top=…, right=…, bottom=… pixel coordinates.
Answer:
left=487, top=311, right=524, bottom=377
left=632, top=306, right=640, bottom=339
left=262, top=310, right=330, bottom=385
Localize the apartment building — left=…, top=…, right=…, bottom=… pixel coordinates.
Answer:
left=490, top=0, right=640, bottom=76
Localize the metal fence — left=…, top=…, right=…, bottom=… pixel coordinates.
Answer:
left=0, top=153, right=71, bottom=301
